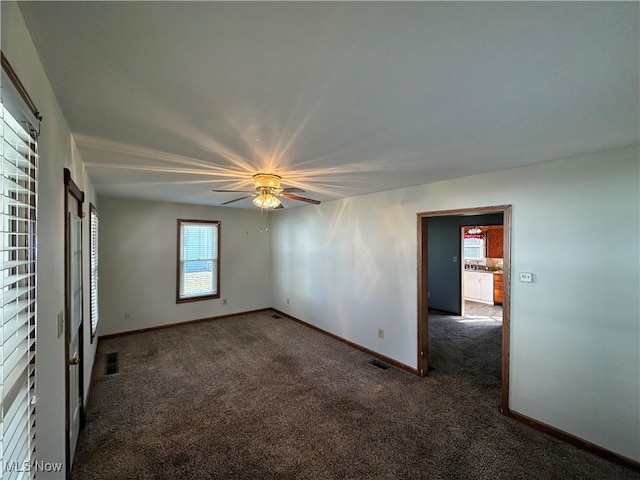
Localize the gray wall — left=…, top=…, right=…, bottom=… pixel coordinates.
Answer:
left=98, top=197, right=273, bottom=335
left=427, top=214, right=503, bottom=313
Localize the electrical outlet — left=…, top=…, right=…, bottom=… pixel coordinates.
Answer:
left=286, top=298, right=290, bottom=305
left=453, top=256, right=457, bottom=263
left=222, top=298, right=228, bottom=305
left=124, top=312, right=131, bottom=319
left=427, top=291, right=431, bottom=298
left=57, top=311, right=64, bottom=338
left=378, top=328, right=384, bottom=339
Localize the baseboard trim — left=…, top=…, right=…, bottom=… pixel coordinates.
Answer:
left=508, top=410, right=640, bottom=472
left=272, top=309, right=418, bottom=375
left=98, top=308, right=272, bottom=340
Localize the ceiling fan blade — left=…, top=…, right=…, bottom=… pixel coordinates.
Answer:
left=281, top=193, right=321, bottom=205
left=281, top=187, right=305, bottom=193
left=274, top=204, right=284, bottom=210
left=212, top=189, right=254, bottom=193
left=221, top=195, right=253, bottom=205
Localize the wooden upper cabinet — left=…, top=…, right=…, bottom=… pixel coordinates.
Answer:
left=486, top=226, right=504, bottom=258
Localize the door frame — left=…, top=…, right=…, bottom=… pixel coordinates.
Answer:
left=64, top=168, right=85, bottom=477
left=417, top=205, right=512, bottom=414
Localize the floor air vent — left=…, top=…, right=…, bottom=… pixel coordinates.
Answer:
left=272, top=314, right=282, bottom=319
left=105, top=352, right=119, bottom=375
left=368, top=359, right=390, bottom=370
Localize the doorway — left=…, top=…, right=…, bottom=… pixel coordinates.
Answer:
left=64, top=168, right=85, bottom=474
left=417, top=205, right=511, bottom=414
left=461, top=224, right=504, bottom=319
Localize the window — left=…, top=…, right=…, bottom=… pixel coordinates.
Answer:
left=177, top=220, right=220, bottom=303
left=1, top=53, right=40, bottom=477
left=464, top=237, right=485, bottom=260
left=89, top=204, right=99, bottom=339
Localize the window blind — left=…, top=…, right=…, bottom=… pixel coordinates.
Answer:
left=1, top=93, right=38, bottom=477
left=464, top=237, right=485, bottom=261
left=89, top=205, right=98, bottom=339
left=177, top=221, right=219, bottom=302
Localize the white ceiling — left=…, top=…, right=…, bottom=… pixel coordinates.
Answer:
left=19, top=2, right=639, bottom=209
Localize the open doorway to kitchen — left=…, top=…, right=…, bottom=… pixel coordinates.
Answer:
left=417, top=205, right=511, bottom=414
left=462, top=224, right=504, bottom=317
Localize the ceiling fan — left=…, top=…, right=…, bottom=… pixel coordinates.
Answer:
left=212, top=173, right=321, bottom=209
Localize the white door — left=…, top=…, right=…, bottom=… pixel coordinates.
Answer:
left=69, top=212, right=83, bottom=462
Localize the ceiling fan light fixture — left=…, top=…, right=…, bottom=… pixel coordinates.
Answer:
left=465, top=226, right=484, bottom=239
left=214, top=173, right=319, bottom=209
left=252, top=174, right=283, bottom=209
left=253, top=173, right=281, bottom=189
left=252, top=192, right=281, bottom=209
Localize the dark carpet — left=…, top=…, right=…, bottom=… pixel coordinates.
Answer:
left=73, top=311, right=639, bottom=480
left=428, top=301, right=503, bottom=400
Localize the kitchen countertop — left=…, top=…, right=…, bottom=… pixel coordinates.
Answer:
left=464, top=268, right=503, bottom=274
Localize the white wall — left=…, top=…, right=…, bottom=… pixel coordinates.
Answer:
left=2, top=2, right=99, bottom=477
left=271, top=144, right=640, bottom=461
left=97, top=197, right=272, bottom=336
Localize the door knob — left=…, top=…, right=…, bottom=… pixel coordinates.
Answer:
left=69, top=356, right=79, bottom=365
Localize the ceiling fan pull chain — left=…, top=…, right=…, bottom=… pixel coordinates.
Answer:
left=260, top=207, right=264, bottom=234
left=265, top=207, right=270, bottom=233
left=260, top=206, right=271, bottom=234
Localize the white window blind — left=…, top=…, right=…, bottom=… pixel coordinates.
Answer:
left=1, top=97, right=38, bottom=477
left=464, top=237, right=485, bottom=261
left=177, top=221, right=219, bottom=302
left=89, top=205, right=98, bottom=339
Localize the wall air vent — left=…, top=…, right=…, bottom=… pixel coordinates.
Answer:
left=368, top=359, right=390, bottom=370
left=105, top=352, right=119, bottom=375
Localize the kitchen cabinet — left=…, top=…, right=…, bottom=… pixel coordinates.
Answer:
left=493, top=272, right=504, bottom=305
left=463, top=271, right=494, bottom=305
left=485, top=226, right=504, bottom=259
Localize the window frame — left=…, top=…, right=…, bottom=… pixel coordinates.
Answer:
left=176, top=219, right=221, bottom=303
left=89, top=203, right=99, bottom=341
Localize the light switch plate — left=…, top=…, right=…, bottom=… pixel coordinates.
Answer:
left=520, top=272, right=534, bottom=283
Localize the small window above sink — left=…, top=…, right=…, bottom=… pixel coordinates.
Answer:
left=464, top=236, right=485, bottom=261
